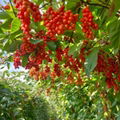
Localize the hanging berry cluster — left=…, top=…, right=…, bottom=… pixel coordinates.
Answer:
left=28, top=45, right=86, bottom=86
left=12, top=1, right=120, bottom=92
left=96, top=52, right=120, bottom=91
left=43, top=6, right=78, bottom=38
left=13, top=39, right=37, bottom=69
left=13, top=34, right=52, bottom=70
left=13, top=0, right=42, bottom=36
left=80, top=6, right=98, bottom=39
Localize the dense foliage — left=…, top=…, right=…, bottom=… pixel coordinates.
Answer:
left=0, top=0, right=120, bottom=119
left=0, top=72, right=57, bottom=120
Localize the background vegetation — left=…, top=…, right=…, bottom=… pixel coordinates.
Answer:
left=0, top=0, right=120, bottom=120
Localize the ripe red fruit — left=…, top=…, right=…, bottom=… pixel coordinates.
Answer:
left=43, top=6, right=78, bottom=38
left=14, top=0, right=42, bottom=36
left=3, top=5, right=10, bottom=10
left=80, top=6, right=98, bottom=39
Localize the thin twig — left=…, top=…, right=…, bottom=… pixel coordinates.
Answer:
left=39, top=3, right=49, bottom=9
left=62, top=0, right=65, bottom=5
left=81, top=0, right=109, bottom=9
left=87, top=2, right=109, bottom=9
left=9, top=0, right=16, bottom=17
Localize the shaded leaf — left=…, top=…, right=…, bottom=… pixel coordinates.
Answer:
left=10, top=29, right=23, bottom=41
left=0, top=11, right=11, bottom=19
left=85, top=48, right=99, bottom=77
left=30, top=39, right=43, bottom=44
left=47, top=41, right=57, bottom=51
left=108, top=19, right=120, bottom=52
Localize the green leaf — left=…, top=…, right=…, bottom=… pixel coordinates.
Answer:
left=11, top=18, right=21, bottom=33
left=10, top=29, right=22, bottom=41
left=0, top=12, right=11, bottom=19
left=0, top=33, right=7, bottom=39
left=0, top=28, right=3, bottom=33
left=30, top=39, right=43, bottom=44
left=115, top=0, right=120, bottom=13
left=2, top=39, right=21, bottom=52
left=8, top=56, right=12, bottom=62
left=22, top=55, right=29, bottom=67
left=7, top=63, right=10, bottom=69
left=108, top=19, right=120, bottom=52
left=32, top=0, right=42, bottom=5
left=66, top=0, right=79, bottom=11
left=47, top=41, right=57, bottom=51
left=68, top=43, right=80, bottom=57
left=0, top=19, right=12, bottom=29
left=85, top=48, right=99, bottom=77
left=31, top=21, right=41, bottom=31
left=9, top=41, right=21, bottom=52
left=68, top=45, right=77, bottom=55
left=3, top=39, right=10, bottom=51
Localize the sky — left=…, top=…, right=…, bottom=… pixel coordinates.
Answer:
left=0, top=0, right=9, bottom=5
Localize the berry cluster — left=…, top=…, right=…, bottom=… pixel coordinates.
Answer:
left=13, top=50, right=21, bottom=69
left=13, top=41, right=37, bottom=69
left=29, top=65, right=51, bottom=81
left=35, top=30, right=57, bottom=42
left=96, top=52, right=120, bottom=91
left=43, top=6, right=78, bottom=38
left=56, top=47, right=63, bottom=61
left=14, top=0, right=42, bottom=36
left=54, top=64, right=61, bottom=77
left=20, top=41, right=37, bottom=55
left=80, top=6, right=98, bottom=39
left=25, top=44, right=52, bottom=71
left=63, top=48, right=82, bottom=72
left=29, top=67, right=39, bottom=80
left=13, top=30, right=53, bottom=70
left=67, top=72, right=74, bottom=84
left=75, top=74, right=83, bottom=85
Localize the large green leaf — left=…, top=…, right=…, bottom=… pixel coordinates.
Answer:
left=0, top=11, right=11, bottom=19
left=108, top=19, right=120, bottom=52
left=85, top=48, right=99, bottom=77
left=11, top=18, right=21, bottom=33
left=115, top=0, right=120, bottom=13
left=66, top=0, right=79, bottom=11
left=10, top=29, right=23, bottom=41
